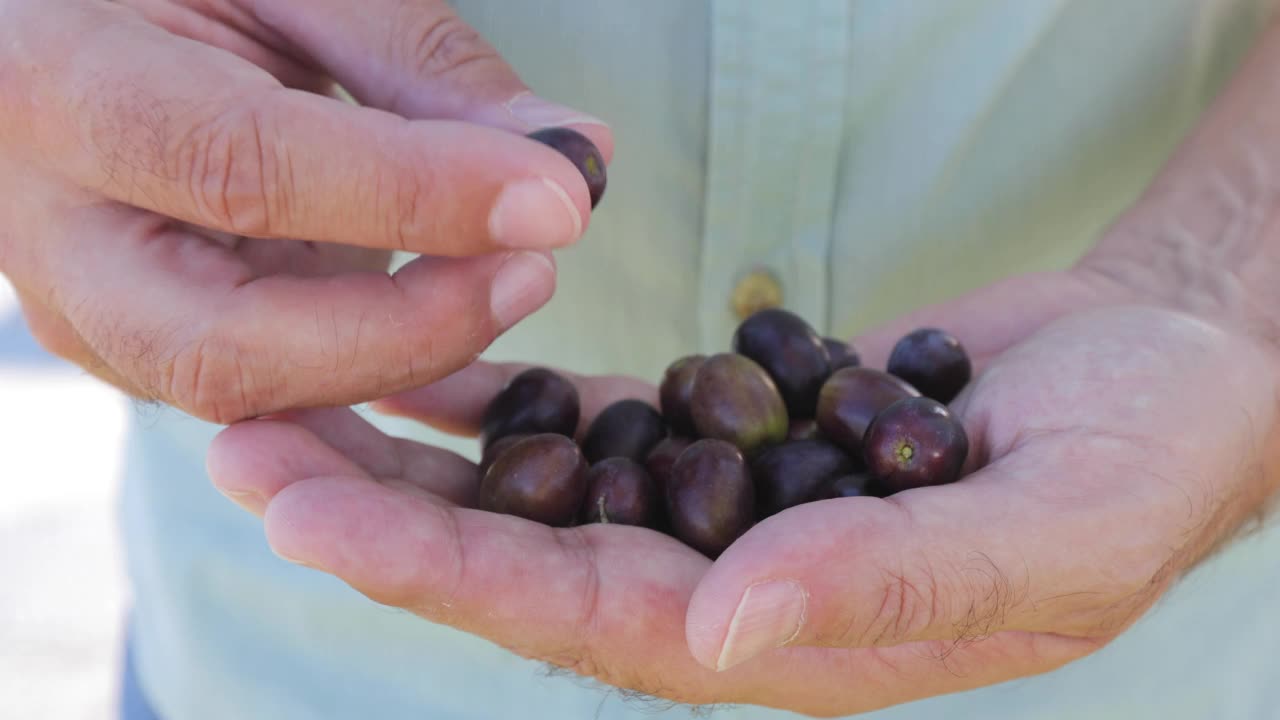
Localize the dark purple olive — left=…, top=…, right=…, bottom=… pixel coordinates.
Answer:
left=580, top=399, right=667, bottom=464
left=690, top=353, right=788, bottom=456
left=582, top=458, right=655, bottom=527
left=643, top=436, right=692, bottom=534
left=526, top=127, right=607, bottom=208
left=822, top=337, right=861, bottom=371
left=659, top=355, right=706, bottom=437
left=863, top=397, right=968, bottom=493
left=477, top=433, right=532, bottom=478
left=666, top=439, right=755, bottom=558
left=811, top=473, right=872, bottom=501
left=481, top=368, right=579, bottom=447
left=886, top=328, right=971, bottom=404
left=732, top=309, right=831, bottom=418
left=479, top=434, right=587, bottom=526
left=816, top=367, right=920, bottom=456
left=787, top=418, right=822, bottom=441
left=644, top=436, right=693, bottom=499
left=751, top=439, right=857, bottom=518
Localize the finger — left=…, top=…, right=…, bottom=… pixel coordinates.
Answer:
left=209, top=410, right=1103, bottom=712
left=208, top=412, right=477, bottom=512
left=266, top=407, right=480, bottom=506
left=255, top=471, right=1096, bottom=715
left=50, top=205, right=555, bottom=423
left=243, top=0, right=614, bottom=159
left=117, top=0, right=332, bottom=93
left=370, top=361, right=657, bottom=438
left=259, top=474, right=755, bottom=703
left=5, top=3, right=591, bottom=254
left=11, top=285, right=149, bottom=395
left=211, top=417, right=729, bottom=702
left=13, top=285, right=98, bottom=369
left=206, top=418, right=371, bottom=516
left=684, top=442, right=1178, bottom=672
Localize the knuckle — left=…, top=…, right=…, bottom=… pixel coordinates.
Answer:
left=861, top=563, right=945, bottom=647
left=177, top=102, right=285, bottom=237
left=397, top=13, right=499, bottom=80
left=387, top=163, right=431, bottom=253
left=160, top=333, right=261, bottom=424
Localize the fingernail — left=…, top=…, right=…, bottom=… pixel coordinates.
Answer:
left=506, top=91, right=608, bottom=129
left=489, top=177, right=582, bottom=248
left=716, top=580, right=807, bottom=672
left=490, top=251, right=555, bottom=331
left=218, top=488, right=267, bottom=517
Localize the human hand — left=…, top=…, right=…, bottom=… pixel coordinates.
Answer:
left=207, top=263, right=1278, bottom=717
left=0, top=0, right=610, bottom=423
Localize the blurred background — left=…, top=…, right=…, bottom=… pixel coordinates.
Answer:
left=0, top=273, right=130, bottom=719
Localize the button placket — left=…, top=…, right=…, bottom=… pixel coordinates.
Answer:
left=698, top=1, right=851, bottom=349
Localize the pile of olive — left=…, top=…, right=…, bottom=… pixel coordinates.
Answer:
left=477, top=309, right=972, bottom=558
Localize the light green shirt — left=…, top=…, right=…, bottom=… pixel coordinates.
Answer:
left=122, top=2, right=1280, bottom=718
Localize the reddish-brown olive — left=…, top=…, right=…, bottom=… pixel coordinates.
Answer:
left=479, top=434, right=588, bottom=527
left=690, top=353, right=788, bottom=456
left=659, top=355, right=706, bottom=437
left=863, top=397, right=968, bottom=493
left=582, top=458, right=656, bottom=527
left=666, top=439, right=755, bottom=558
left=816, top=367, right=920, bottom=456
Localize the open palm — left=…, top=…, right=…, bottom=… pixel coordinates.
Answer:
left=207, top=268, right=1279, bottom=717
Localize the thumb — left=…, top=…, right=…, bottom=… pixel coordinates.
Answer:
left=245, top=0, right=613, bottom=157
left=682, top=463, right=1115, bottom=673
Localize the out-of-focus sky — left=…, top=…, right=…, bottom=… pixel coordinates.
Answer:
left=0, top=275, right=130, bottom=720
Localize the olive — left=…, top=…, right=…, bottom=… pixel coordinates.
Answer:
left=582, top=458, right=656, bottom=527
left=732, top=308, right=831, bottom=418
left=481, top=368, right=579, bottom=447
left=886, top=328, right=971, bottom=404
left=659, top=355, right=706, bottom=437
left=477, top=433, right=532, bottom=478
left=666, top=439, right=755, bottom=558
left=526, top=127, right=607, bottom=208
left=811, top=473, right=873, bottom=501
left=690, top=353, right=788, bottom=456
left=751, top=439, right=857, bottom=518
left=815, top=367, right=920, bottom=456
left=479, top=434, right=587, bottom=527
left=580, top=399, right=667, bottom=464
left=863, top=397, right=968, bottom=493
left=823, top=337, right=862, bottom=371
left=644, top=436, right=693, bottom=500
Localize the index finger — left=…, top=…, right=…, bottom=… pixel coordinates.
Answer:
left=370, top=361, right=658, bottom=438
left=2, top=2, right=592, bottom=254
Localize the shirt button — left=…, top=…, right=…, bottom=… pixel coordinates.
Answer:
left=731, top=267, right=783, bottom=321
